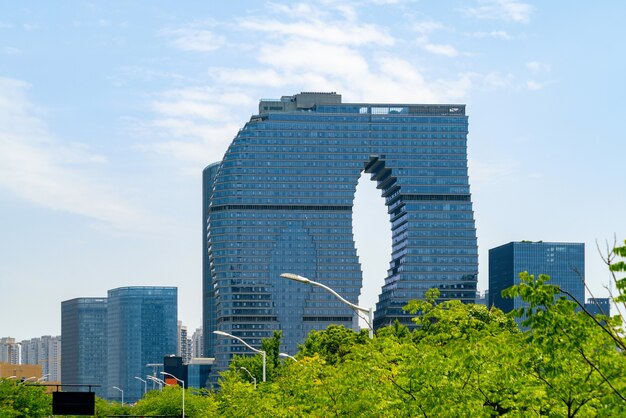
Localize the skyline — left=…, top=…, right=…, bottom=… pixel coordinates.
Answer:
left=1, top=1, right=625, bottom=341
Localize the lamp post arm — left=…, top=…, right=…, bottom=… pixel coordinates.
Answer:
left=311, top=280, right=369, bottom=314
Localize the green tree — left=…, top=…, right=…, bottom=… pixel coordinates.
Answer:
left=132, top=386, right=218, bottom=417
left=0, top=379, right=51, bottom=418
left=504, top=271, right=626, bottom=416
left=298, top=324, right=369, bottom=365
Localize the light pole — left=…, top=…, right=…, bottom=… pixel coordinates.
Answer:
left=37, top=374, right=50, bottom=382
left=112, top=386, right=124, bottom=405
left=161, top=372, right=184, bottom=418
left=214, top=330, right=266, bottom=382
left=146, top=375, right=164, bottom=391
left=279, top=352, right=298, bottom=362
left=281, top=273, right=374, bottom=338
left=134, top=376, right=147, bottom=396
left=20, top=376, right=36, bottom=384
left=237, top=366, right=257, bottom=388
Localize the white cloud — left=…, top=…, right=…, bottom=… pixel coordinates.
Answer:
left=238, top=17, right=394, bottom=47
left=412, top=20, right=445, bottom=35
left=526, top=80, right=544, bottom=90
left=469, top=30, right=512, bottom=39
left=4, top=47, right=21, bottom=55
left=0, top=77, right=145, bottom=231
left=137, top=87, right=256, bottom=171
left=161, top=27, right=225, bottom=52
left=141, top=3, right=477, bottom=168
left=483, top=71, right=515, bottom=88
left=463, top=0, right=533, bottom=23
left=424, top=43, right=459, bottom=57
left=526, top=60, right=551, bottom=73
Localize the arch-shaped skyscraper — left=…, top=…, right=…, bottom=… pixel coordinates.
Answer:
left=203, top=92, right=478, bottom=372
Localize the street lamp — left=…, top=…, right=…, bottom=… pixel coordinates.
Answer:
left=112, top=386, right=124, bottom=405
left=134, top=376, right=147, bottom=396
left=214, top=330, right=266, bottom=382
left=20, top=376, right=36, bottom=384
left=279, top=352, right=297, bottom=362
left=161, top=372, right=184, bottom=418
left=281, top=273, right=374, bottom=338
left=237, top=366, right=257, bottom=388
left=146, top=375, right=164, bottom=391
left=37, top=374, right=50, bottom=382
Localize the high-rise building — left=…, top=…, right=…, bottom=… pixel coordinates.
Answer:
left=20, top=335, right=61, bottom=382
left=585, top=297, right=611, bottom=316
left=489, top=241, right=585, bottom=314
left=177, top=321, right=192, bottom=363
left=0, top=337, right=19, bottom=365
left=61, top=298, right=108, bottom=397
left=204, top=92, right=478, bottom=372
left=107, top=287, right=177, bottom=403
left=191, top=327, right=203, bottom=359
left=203, top=163, right=220, bottom=358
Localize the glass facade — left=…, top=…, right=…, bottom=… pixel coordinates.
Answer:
left=489, top=241, right=585, bottom=314
left=106, top=287, right=177, bottom=403
left=61, top=298, right=108, bottom=398
left=205, top=92, right=478, bottom=374
left=203, top=163, right=220, bottom=358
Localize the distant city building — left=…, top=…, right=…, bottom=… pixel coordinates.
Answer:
left=20, top=335, right=61, bottom=382
left=0, top=362, right=42, bottom=381
left=0, top=337, right=19, bottom=365
left=107, top=287, right=177, bottom=403
left=191, top=327, right=204, bottom=359
left=585, top=297, right=611, bottom=316
left=204, top=92, right=478, bottom=376
left=163, top=355, right=212, bottom=389
left=177, top=321, right=192, bottom=364
left=489, top=241, right=585, bottom=316
left=475, top=290, right=488, bottom=306
left=61, top=298, right=108, bottom=397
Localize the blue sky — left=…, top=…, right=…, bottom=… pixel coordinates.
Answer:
left=1, top=1, right=624, bottom=340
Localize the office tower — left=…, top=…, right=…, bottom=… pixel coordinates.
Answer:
left=203, top=163, right=220, bottom=358
left=489, top=241, right=585, bottom=314
left=204, top=92, right=478, bottom=370
left=191, top=327, right=203, bottom=359
left=61, top=298, right=107, bottom=397
left=585, top=297, right=611, bottom=316
left=0, top=337, right=19, bottom=364
left=107, top=287, right=177, bottom=403
left=20, top=336, right=61, bottom=382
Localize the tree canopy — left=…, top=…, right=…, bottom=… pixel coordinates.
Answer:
left=4, top=240, right=626, bottom=417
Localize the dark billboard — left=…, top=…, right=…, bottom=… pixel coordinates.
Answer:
left=52, top=391, right=95, bottom=415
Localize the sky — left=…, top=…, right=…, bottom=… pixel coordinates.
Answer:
left=1, top=1, right=625, bottom=341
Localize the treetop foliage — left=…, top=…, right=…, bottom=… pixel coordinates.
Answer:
left=4, top=240, right=625, bottom=417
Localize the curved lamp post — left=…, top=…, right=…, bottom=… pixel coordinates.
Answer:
left=112, top=386, right=123, bottom=405
left=134, top=376, right=147, bottom=396
left=37, top=374, right=50, bottom=382
left=161, top=372, right=184, bottom=418
left=279, top=352, right=297, bottom=362
left=237, top=366, right=257, bottom=388
left=280, top=273, right=374, bottom=338
left=20, top=376, right=36, bottom=384
left=213, top=330, right=266, bottom=382
left=146, top=375, right=164, bottom=391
